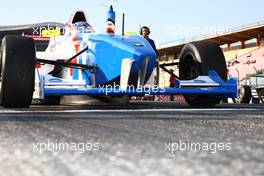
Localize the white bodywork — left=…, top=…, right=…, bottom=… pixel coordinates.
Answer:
left=33, top=10, right=94, bottom=99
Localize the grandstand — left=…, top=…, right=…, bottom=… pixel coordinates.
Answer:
left=157, top=21, right=264, bottom=86
left=227, top=47, right=264, bottom=80
left=224, top=46, right=259, bottom=62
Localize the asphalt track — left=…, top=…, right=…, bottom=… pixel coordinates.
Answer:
left=0, top=102, right=263, bottom=176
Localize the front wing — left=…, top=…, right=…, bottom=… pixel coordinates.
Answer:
left=36, top=71, right=237, bottom=99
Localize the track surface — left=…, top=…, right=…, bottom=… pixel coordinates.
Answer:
left=0, top=102, right=263, bottom=176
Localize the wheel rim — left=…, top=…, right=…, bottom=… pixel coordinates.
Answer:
left=236, top=86, right=245, bottom=103
left=181, top=54, right=200, bottom=80
left=180, top=54, right=201, bottom=101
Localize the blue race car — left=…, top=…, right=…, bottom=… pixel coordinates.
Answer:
left=0, top=6, right=237, bottom=108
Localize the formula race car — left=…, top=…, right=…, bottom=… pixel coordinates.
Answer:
left=0, top=6, right=237, bottom=108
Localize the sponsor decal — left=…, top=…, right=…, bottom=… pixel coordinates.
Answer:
left=41, top=29, right=61, bottom=37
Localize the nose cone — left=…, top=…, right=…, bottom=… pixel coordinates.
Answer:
left=88, top=34, right=157, bottom=86
left=121, top=36, right=157, bottom=86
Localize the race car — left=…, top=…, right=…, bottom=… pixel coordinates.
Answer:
left=0, top=6, right=237, bottom=108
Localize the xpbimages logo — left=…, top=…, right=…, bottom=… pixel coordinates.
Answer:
left=32, top=24, right=64, bottom=37
left=33, top=140, right=100, bottom=154
left=164, top=141, right=232, bottom=154
left=98, top=82, right=165, bottom=95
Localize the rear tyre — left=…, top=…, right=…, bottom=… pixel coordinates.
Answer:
left=237, top=85, right=251, bottom=104
left=0, top=35, right=35, bottom=108
left=43, top=96, right=62, bottom=105
left=179, top=41, right=227, bottom=107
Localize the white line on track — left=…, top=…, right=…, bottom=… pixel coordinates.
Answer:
left=0, top=108, right=260, bottom=114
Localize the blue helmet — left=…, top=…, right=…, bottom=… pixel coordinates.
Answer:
left=74, top=22, right=93, bottom=33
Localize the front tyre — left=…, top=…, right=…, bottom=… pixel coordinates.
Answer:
left=179, top=41, right=227, bottom=107
left=0, top=35, right=36, bottom=108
